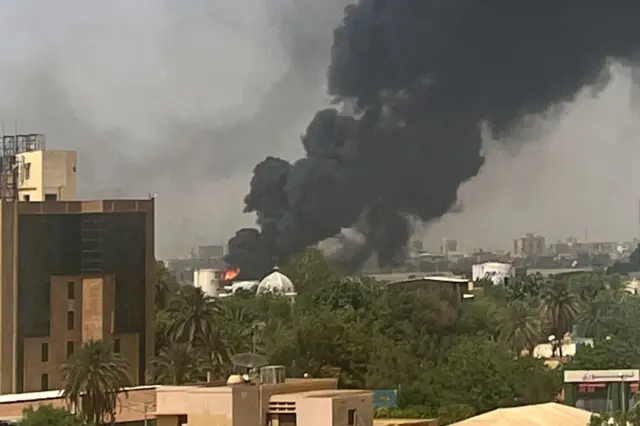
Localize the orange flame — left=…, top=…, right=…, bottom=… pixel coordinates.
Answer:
left=223, top=268, right=240, bottom=281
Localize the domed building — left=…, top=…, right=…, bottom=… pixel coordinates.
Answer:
left=256, top=267, right=297, bottom=297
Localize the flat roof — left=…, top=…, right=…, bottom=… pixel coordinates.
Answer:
left=369, top=272, right=469, bottom=284
left=0, top=385, right=156, bottom=405
left=270, top=389, right=371, bottom=402
left=15, top=199, right=154, bottom=215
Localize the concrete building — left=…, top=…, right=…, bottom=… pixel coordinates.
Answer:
left=0, top=198, right=155, bottom=394
left=513, top=233, right=546, bottom=257
left=471, top=262, right=514, bottom=285
left=16, top=149, right=77, bottom=202
left=563, top=369, right=640, bottom=413
left=155, top=374, right=373, bottom=426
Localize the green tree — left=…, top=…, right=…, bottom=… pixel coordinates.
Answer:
left=566, top=338, right=640, bottom=370
left=151, top=342, right=207, bottom=385
left=498, top=301, right=544, bottom=355
left=541, top=277, right=581, bottom=356
left=280, top=249, right=339, bottom=295
left=155, top=260, right=180, bottom=310
left=18, top=405, right=86, bottom=426
left=166, top=285, right=220, bottom=344
left=61, top=340, right=131, bottom=425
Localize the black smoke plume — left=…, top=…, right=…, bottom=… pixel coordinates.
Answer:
left=226, top=0, right=640, bottom=279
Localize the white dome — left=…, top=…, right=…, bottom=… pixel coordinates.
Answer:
left=257, top=268, right=295, bottom=294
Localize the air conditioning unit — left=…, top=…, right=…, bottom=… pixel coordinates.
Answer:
left=260, top=365, right=286, bottom=385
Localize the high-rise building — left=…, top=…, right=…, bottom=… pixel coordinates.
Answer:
left=441, top=238, right=458, bottom=254
left=0, top=198, right=155, bottom=394
left=513, top=233, right=546, bottom=257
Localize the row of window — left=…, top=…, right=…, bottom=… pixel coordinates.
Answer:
left=40, top=338, right=120, bottom=362
left=22, top=194, right=58, bottom=202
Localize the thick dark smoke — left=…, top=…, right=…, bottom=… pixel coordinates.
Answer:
left=226, top=1, right=640, bottom=279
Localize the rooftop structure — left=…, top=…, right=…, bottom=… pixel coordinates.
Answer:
left=257, top=268, right=296, bottom=295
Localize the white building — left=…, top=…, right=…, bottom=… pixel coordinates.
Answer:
left=472, top=262, right=514, bottom=285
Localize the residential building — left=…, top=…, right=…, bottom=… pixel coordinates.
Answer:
left=16, top=149, right=77, bottom=202
left=0, top=198, right=155, bottom=394
left=440, top=238, right=458, bottom=255
left=513, top=233, right=546, bottom=257
left=155, top=372, right=373, bottom=426
left=371, top=273, right=473, bottom=299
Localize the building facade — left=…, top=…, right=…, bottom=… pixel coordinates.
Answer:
left=513, top=233, right=546, bottom=257
left=16, top=150, right=77, bottom=202
left=0, top=199, right=155, bottom=394
left=155, top=377, right=374, bottom=426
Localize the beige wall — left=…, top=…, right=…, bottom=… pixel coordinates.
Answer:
left=22, top=275, right=141, bottom=391
left=154, top=379, right=366, bottom=426
left=17, top=150, right=77, bottom=202
left=331, top=393, right=373, bottom=426
left=296, top=398, right=333, bottom=426
left=0, top=387, right=156, bottom=423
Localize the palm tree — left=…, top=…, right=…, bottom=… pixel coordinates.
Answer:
left=498, top=301, right=543, bottom=356
left=166, top=286, right=220, bottom=345
left=155, top=261, right=180, bottom=309
left=540, top=277, right=581, bottom=357
left=200, top=305, right=252, bottom=379
left=61, top=340, right=131, bottom=425
left=150, top=343, right=207, bottom=385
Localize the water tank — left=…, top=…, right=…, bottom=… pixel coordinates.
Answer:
left=260, top=365, right=286, bottom=385
left=193, top=268, right=221, bottom=297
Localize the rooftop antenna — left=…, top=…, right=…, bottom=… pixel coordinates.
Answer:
left=229, top=352, right=269, bottom=373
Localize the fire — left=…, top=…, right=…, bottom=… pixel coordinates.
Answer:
left=223, top=268, right=240, bottom=281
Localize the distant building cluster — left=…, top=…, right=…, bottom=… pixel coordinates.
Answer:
left=166, top=244, right=226, bottom=285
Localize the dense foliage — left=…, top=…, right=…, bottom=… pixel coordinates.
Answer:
left=17, top=405, right=86, bottom=426
left=57, top=257, right=640, bottom=425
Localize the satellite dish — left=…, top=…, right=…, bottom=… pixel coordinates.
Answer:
left=230, top=352, right=269, bottom=371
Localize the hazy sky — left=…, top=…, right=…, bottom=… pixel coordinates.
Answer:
left=0, top=0, right=347, bottom=258
left=0, top=2, right=638, bottom=258
left=426, top=64, right=640, bottom=252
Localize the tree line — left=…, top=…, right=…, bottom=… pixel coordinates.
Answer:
left=19, top=250, right=640, bottom=425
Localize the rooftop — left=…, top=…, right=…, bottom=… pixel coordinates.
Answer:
left=368, top=272, right=469, bottom=284
left=270, top=389, right=370, bottom=402
left=0, top=385, right=156, bottom=405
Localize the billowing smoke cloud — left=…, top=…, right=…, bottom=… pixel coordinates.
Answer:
left=0, top=0, right=348, bottom=257
left=226, top=1, right=640, bottom=278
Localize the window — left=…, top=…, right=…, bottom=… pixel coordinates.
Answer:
left=24, top=163, right=30, bottom=180
left=113, top=338, right=121, bottom=353
left=347, top=409, right=356, bottom=426
left=44, top=193, right=57, bottom=201
left=40, top=342, right=48, bottom=362
left=23, top=194, right=30, bottom=202
left=67, top=311, right=75, bottom=330
left=40, top=374, right=48, bottom=391
left=67, top=281, right=75, bottom=300
left=178, top=415, right=188, bottom=426
left=66, top=341, right=74, bottom=358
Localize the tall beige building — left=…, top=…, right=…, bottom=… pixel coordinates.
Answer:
left=16, top=149, right=77, bottom=202
left=0, top=134, right=155, bottom=394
